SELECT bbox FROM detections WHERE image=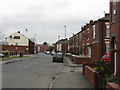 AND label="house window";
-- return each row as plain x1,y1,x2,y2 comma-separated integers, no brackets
88,46,92,57
112,2,116,22
14,36,20,39
93,25,96,39
105,43,110,53
106,24,110,38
